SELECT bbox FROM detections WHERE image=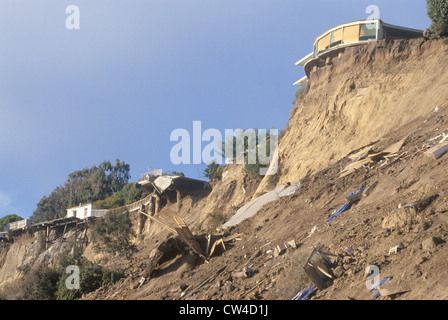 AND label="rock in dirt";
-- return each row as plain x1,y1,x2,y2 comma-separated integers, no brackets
382,207,418,229
232,266,254,278
333,266,344,278
422,237,441,251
